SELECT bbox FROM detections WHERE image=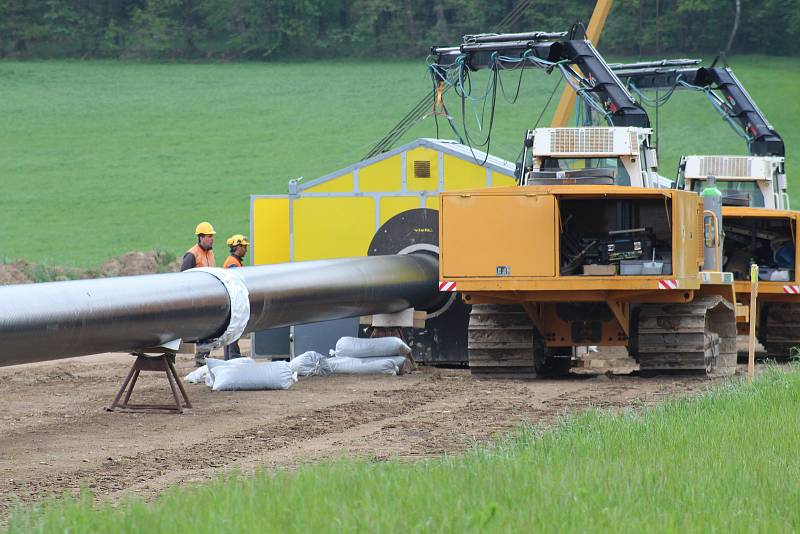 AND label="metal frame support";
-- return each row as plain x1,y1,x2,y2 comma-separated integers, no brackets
107,352,192,414
607,300,630,336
